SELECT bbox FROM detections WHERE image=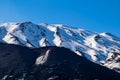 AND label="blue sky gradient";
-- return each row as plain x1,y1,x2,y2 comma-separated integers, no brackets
0,0,120,37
